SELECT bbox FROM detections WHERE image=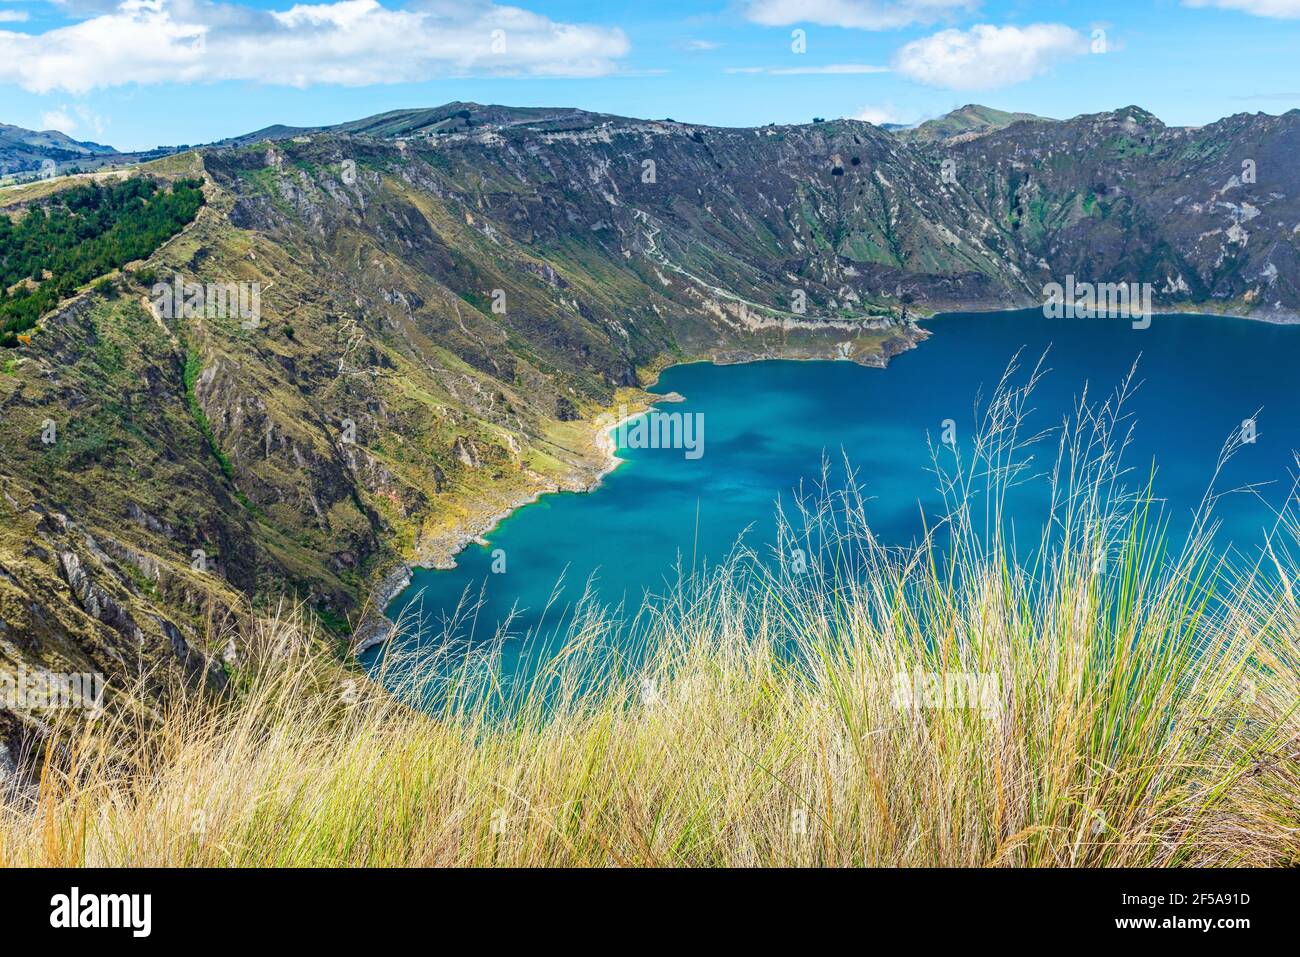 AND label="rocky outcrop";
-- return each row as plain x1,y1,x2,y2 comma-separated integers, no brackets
939,106,1300,320
59,550,140,641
